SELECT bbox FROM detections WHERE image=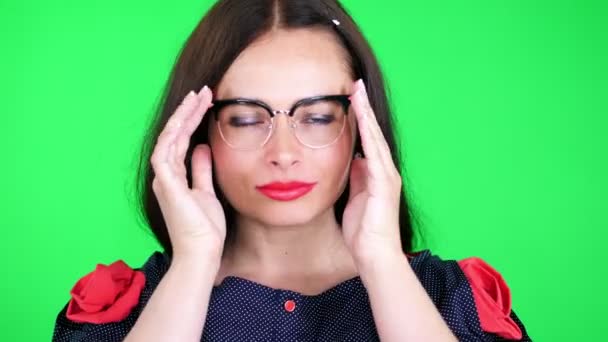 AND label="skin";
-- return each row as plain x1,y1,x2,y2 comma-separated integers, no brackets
209,28,360,292
128,27,457,341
